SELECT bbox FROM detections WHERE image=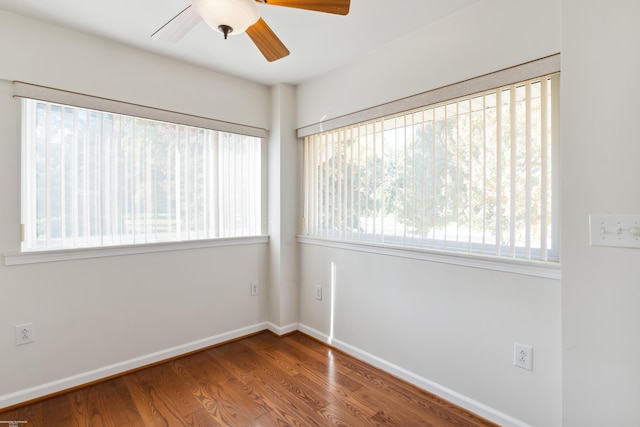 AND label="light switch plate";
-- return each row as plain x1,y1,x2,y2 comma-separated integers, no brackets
589,214,640,248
